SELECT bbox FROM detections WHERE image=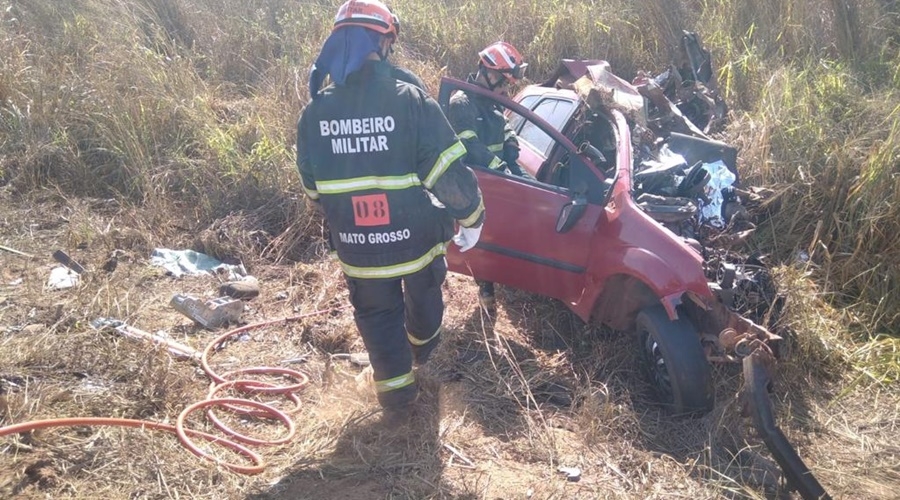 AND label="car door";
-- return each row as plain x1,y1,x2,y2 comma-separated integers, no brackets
438,78,613,305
